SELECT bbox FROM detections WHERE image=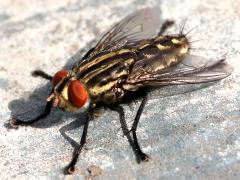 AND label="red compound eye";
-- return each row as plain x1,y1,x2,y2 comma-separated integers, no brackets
68,80,88,108
53,70,68,86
